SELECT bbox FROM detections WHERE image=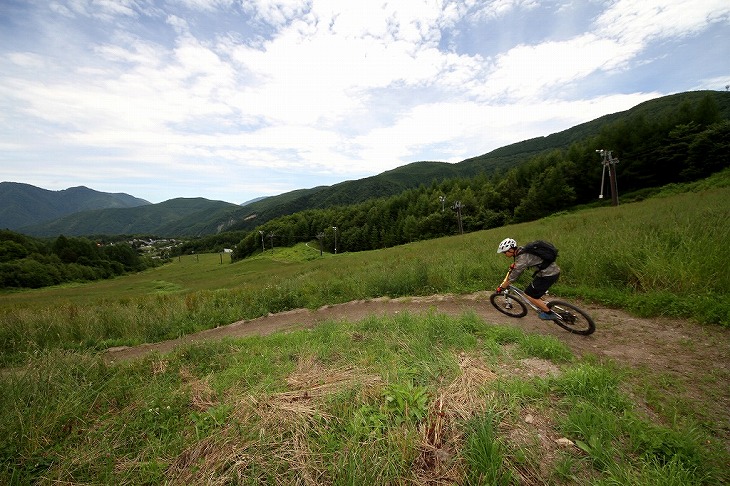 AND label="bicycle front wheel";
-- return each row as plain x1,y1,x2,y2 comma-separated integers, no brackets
547,300,596,335
490,292,528,318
